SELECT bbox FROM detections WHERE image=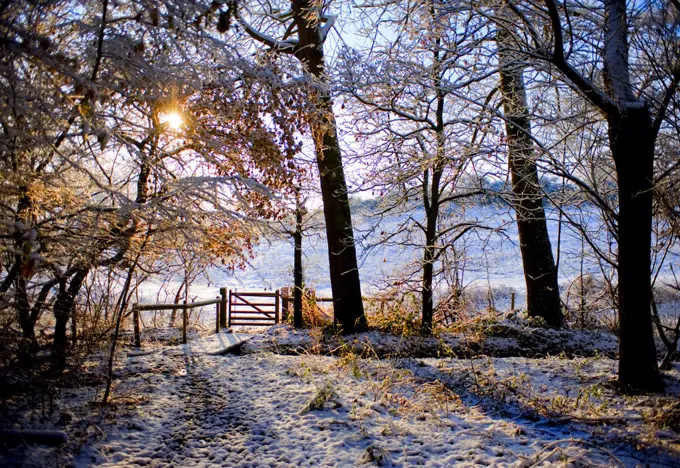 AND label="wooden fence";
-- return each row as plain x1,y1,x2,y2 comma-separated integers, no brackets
131,290,228,347
130,287,334,347
228,290,280,326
